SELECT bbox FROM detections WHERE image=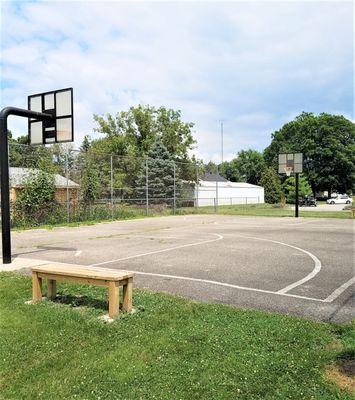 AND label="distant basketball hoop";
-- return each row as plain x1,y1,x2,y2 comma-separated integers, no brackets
284,166,293,177
278,153,303,175
278,152,303,218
